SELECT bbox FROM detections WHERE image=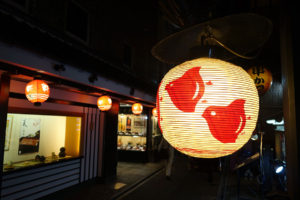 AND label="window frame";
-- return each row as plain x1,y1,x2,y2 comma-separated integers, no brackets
3,0,29,13
64,0,90,44
5,107,85,163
